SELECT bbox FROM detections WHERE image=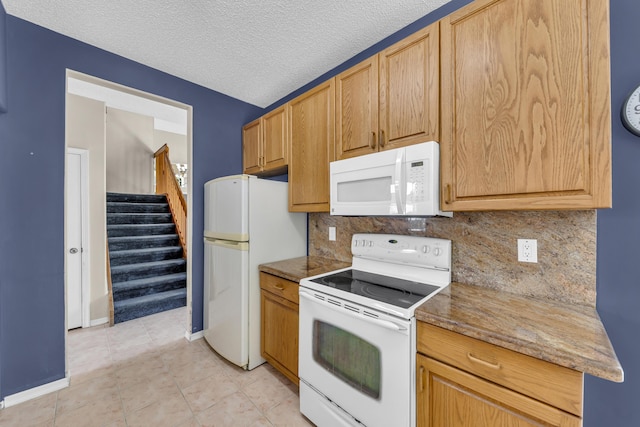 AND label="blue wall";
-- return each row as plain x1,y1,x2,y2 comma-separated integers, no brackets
584,0,640,425
0,15,262,398
0,1,7,112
